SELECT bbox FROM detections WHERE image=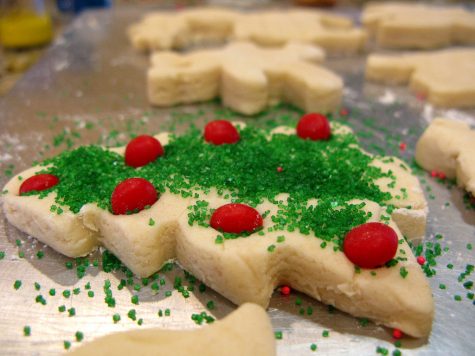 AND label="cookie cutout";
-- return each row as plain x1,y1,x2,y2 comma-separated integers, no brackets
148,42,342,115
362,2,475,49
69,303,275,356
2,123,433,337
416,118,475,196
366,49,475,108
129,8,366,54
